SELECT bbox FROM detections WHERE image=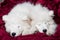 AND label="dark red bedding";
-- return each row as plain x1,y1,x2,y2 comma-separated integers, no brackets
0,0,60,40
